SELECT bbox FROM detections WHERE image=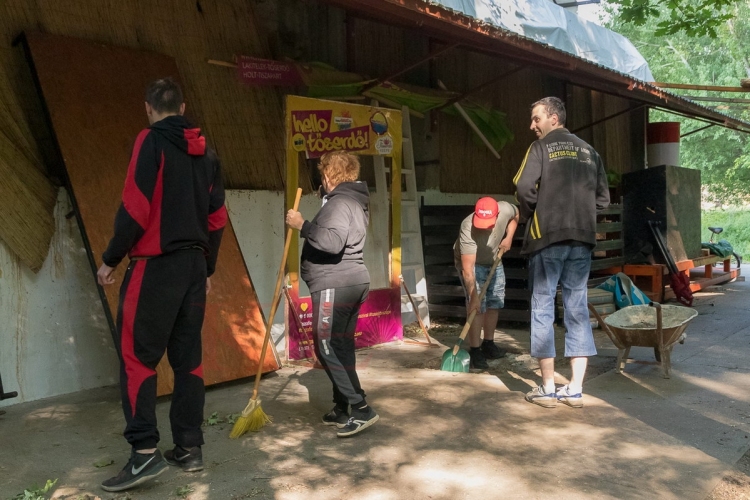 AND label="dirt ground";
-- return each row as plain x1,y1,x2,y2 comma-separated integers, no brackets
707,450,750,500
403,317,750,500
402,317,618,392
